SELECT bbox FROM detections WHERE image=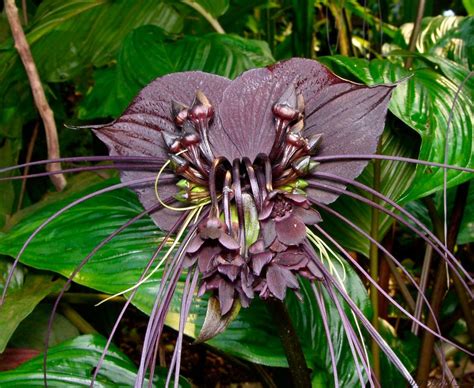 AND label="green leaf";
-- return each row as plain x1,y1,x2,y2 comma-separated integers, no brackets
0,334,188,387
398,16,473,69
0,259,64,352
320,55,473,202
78,25,274,119
8,304,80,350
464,0,474,14
0,0,183,86
0,175,370,378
